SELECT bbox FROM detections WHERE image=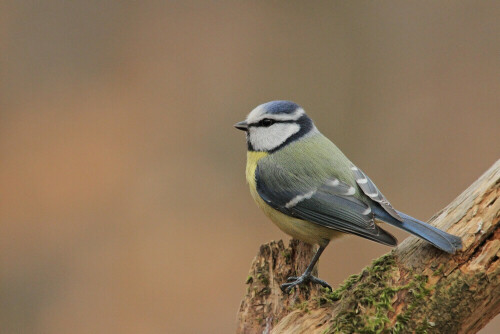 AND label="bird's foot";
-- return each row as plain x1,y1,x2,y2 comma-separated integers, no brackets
280,274,332,293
